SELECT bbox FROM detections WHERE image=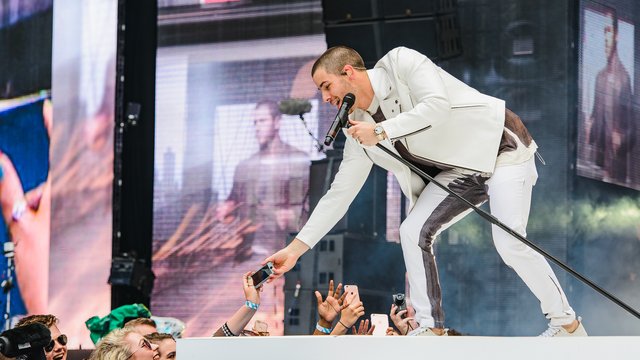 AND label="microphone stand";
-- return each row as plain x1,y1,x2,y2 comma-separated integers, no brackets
372,142,640,319
2,241,15,330
295,112,327,228
298,113,325,153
